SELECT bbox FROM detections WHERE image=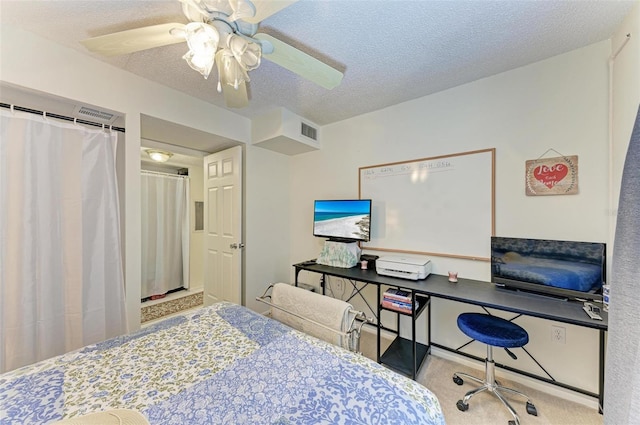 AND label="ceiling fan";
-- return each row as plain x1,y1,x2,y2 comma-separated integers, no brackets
80,0,343,108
